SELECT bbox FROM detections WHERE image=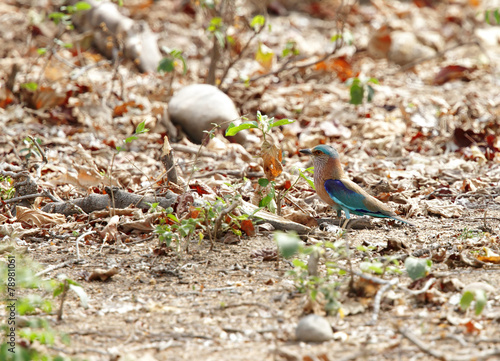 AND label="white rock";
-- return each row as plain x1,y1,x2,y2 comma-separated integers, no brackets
168,84,243,144
295,314,334,342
